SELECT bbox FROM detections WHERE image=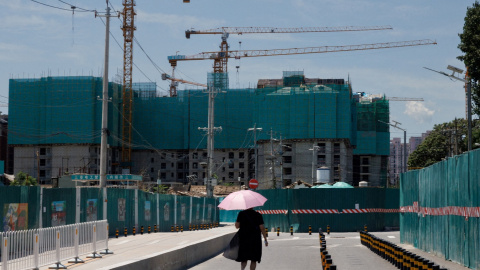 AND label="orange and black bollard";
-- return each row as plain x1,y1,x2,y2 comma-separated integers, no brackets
115,229,119,238
133,226,136,236
290,226,293,236
171,225,174,232
308,225,312,235
181,225,184,232
154,224,157,233
148,226,151,234
277,227,280,236
176,225,179,232
189,224,192,231
124,227,127,237
327,225,330,235
364,224,368,232
265,228,268,238
141,226,144,235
